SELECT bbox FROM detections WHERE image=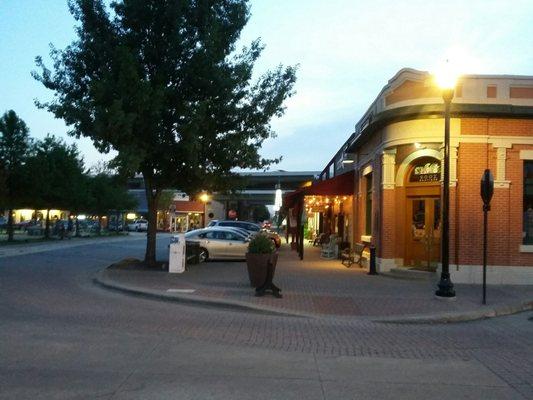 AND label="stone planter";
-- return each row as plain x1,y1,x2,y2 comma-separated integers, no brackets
246,252,279,288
